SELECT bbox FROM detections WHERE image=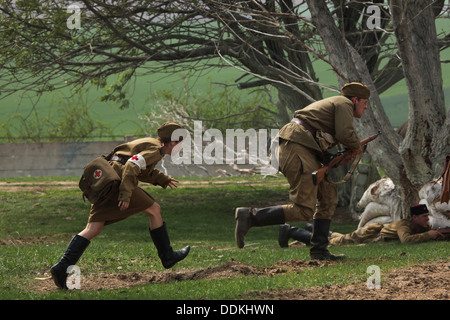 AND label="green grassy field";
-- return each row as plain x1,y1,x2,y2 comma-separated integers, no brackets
0,176,448,300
